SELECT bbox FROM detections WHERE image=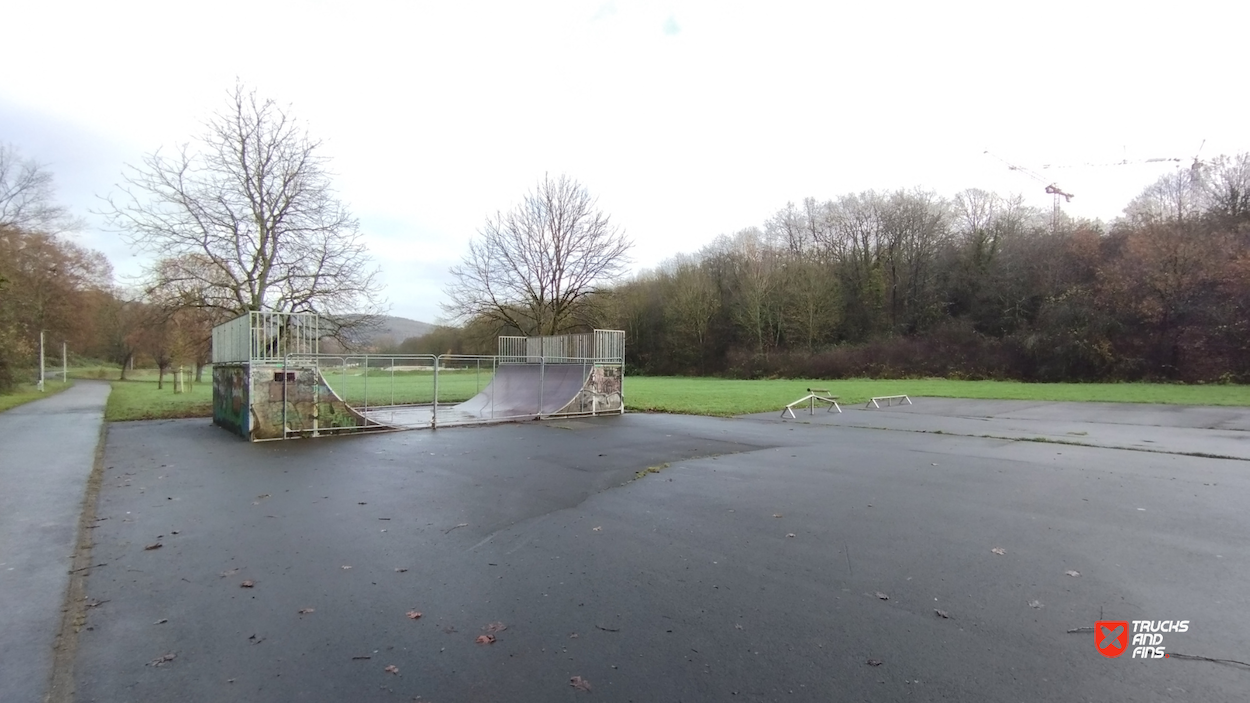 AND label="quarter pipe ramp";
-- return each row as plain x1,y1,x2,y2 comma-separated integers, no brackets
353,363,621,430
